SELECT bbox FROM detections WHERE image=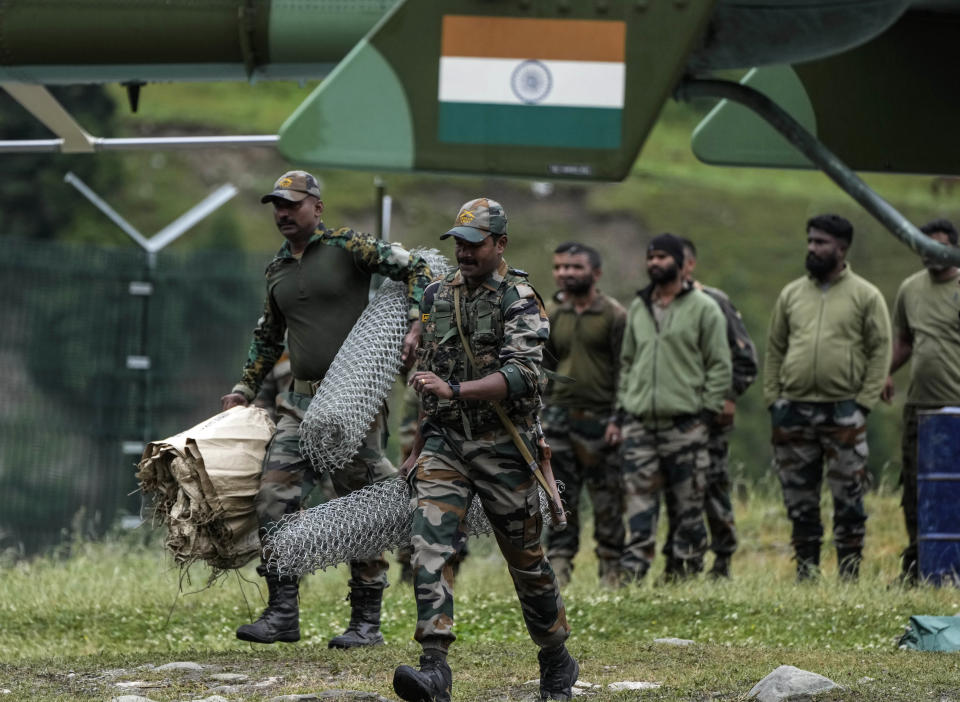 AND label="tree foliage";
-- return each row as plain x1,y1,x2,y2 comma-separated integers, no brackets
0,85,121,240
